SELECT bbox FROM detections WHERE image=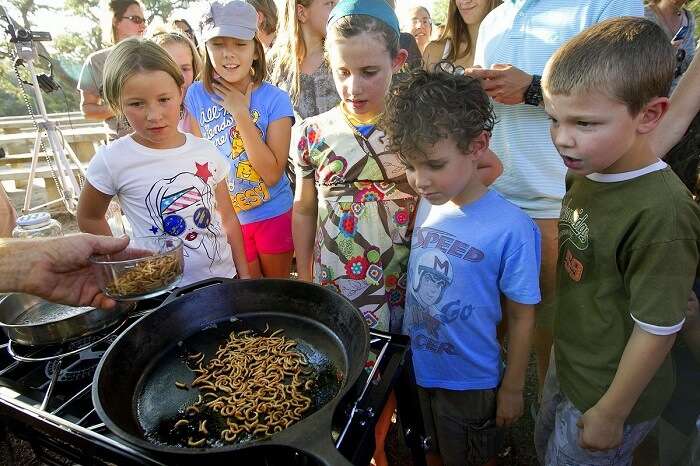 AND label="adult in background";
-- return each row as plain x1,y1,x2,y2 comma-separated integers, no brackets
246,0,279,51
467,0,644,393
645,0,696,91
404,5,432,54
423,0,501,71
77,0,146,140
0,234,130,309
385,0,422,70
